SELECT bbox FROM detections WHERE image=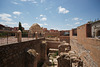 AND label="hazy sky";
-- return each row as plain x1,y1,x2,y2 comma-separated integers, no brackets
0,0,100,30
